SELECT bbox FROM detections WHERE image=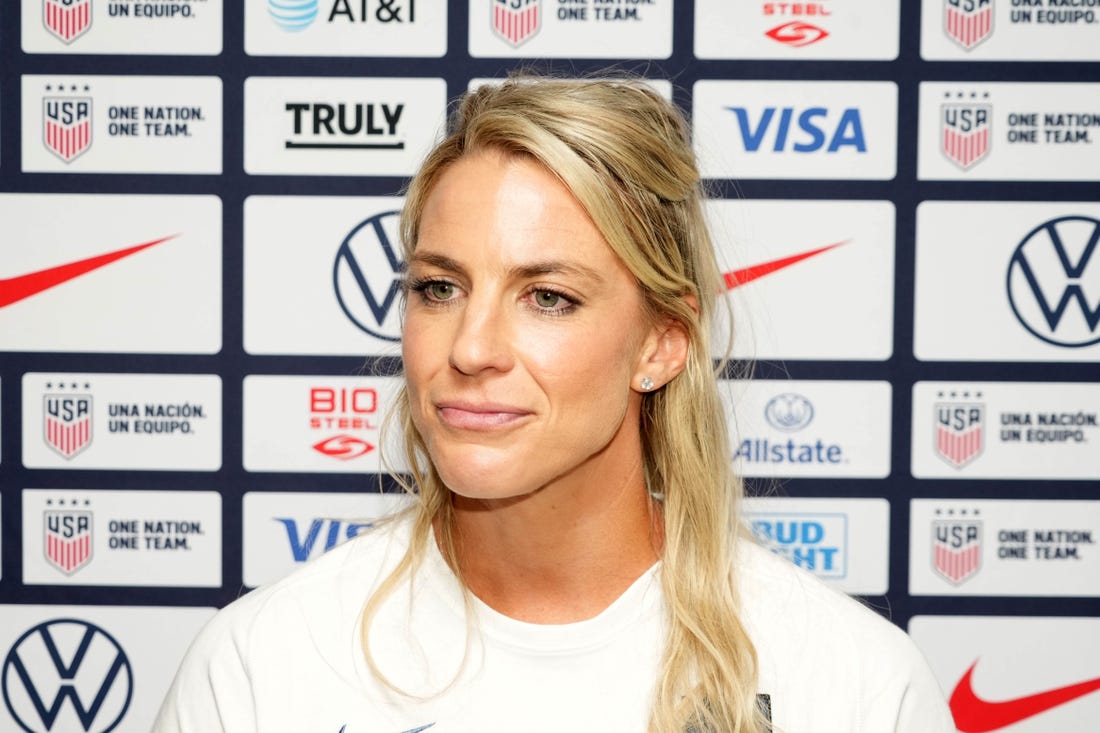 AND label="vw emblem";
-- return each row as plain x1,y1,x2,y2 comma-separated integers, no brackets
333,210,404,343
2,619,133,733
1006,215,1100,348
